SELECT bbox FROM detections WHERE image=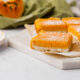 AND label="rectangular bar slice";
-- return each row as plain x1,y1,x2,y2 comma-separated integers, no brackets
31,31,72,53
35,18,67,33
62,17,80,25
68,25,80,43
